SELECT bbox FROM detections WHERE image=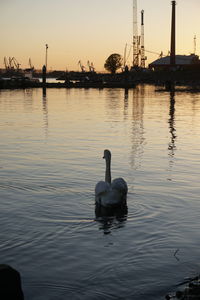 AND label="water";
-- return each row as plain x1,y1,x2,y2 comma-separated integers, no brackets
0,85,200,299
